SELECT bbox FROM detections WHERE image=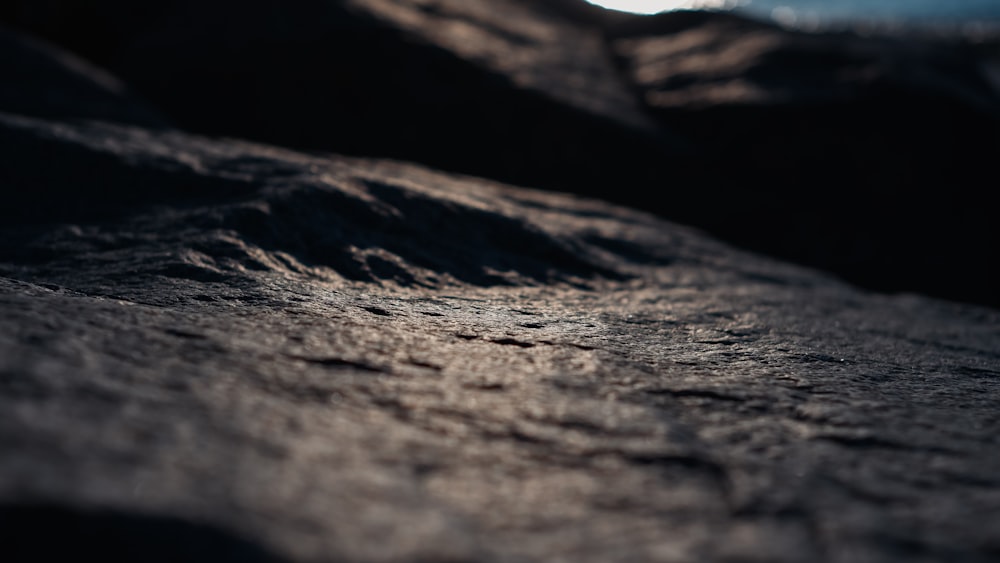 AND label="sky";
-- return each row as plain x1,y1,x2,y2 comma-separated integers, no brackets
585,1,692,13
585,0,1000,20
